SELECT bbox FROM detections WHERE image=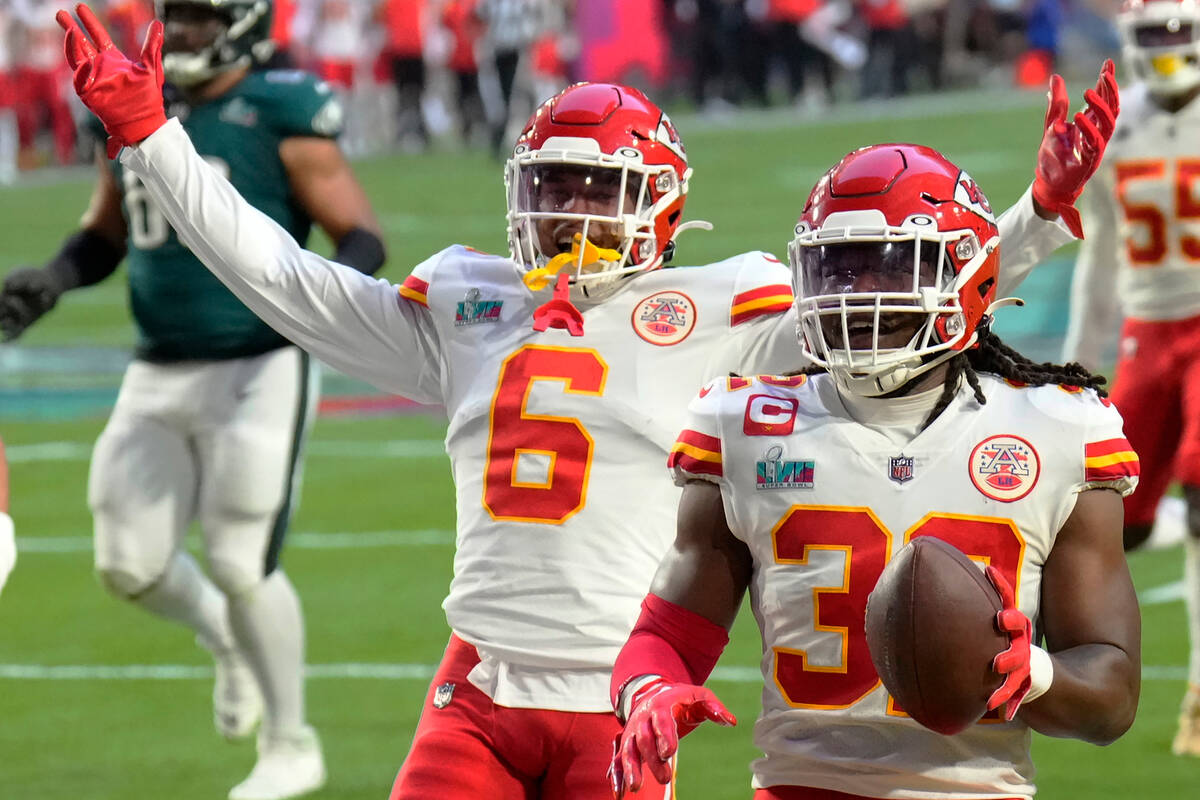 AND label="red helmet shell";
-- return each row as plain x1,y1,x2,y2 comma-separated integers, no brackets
800,143,1000,349
512,83,689,271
